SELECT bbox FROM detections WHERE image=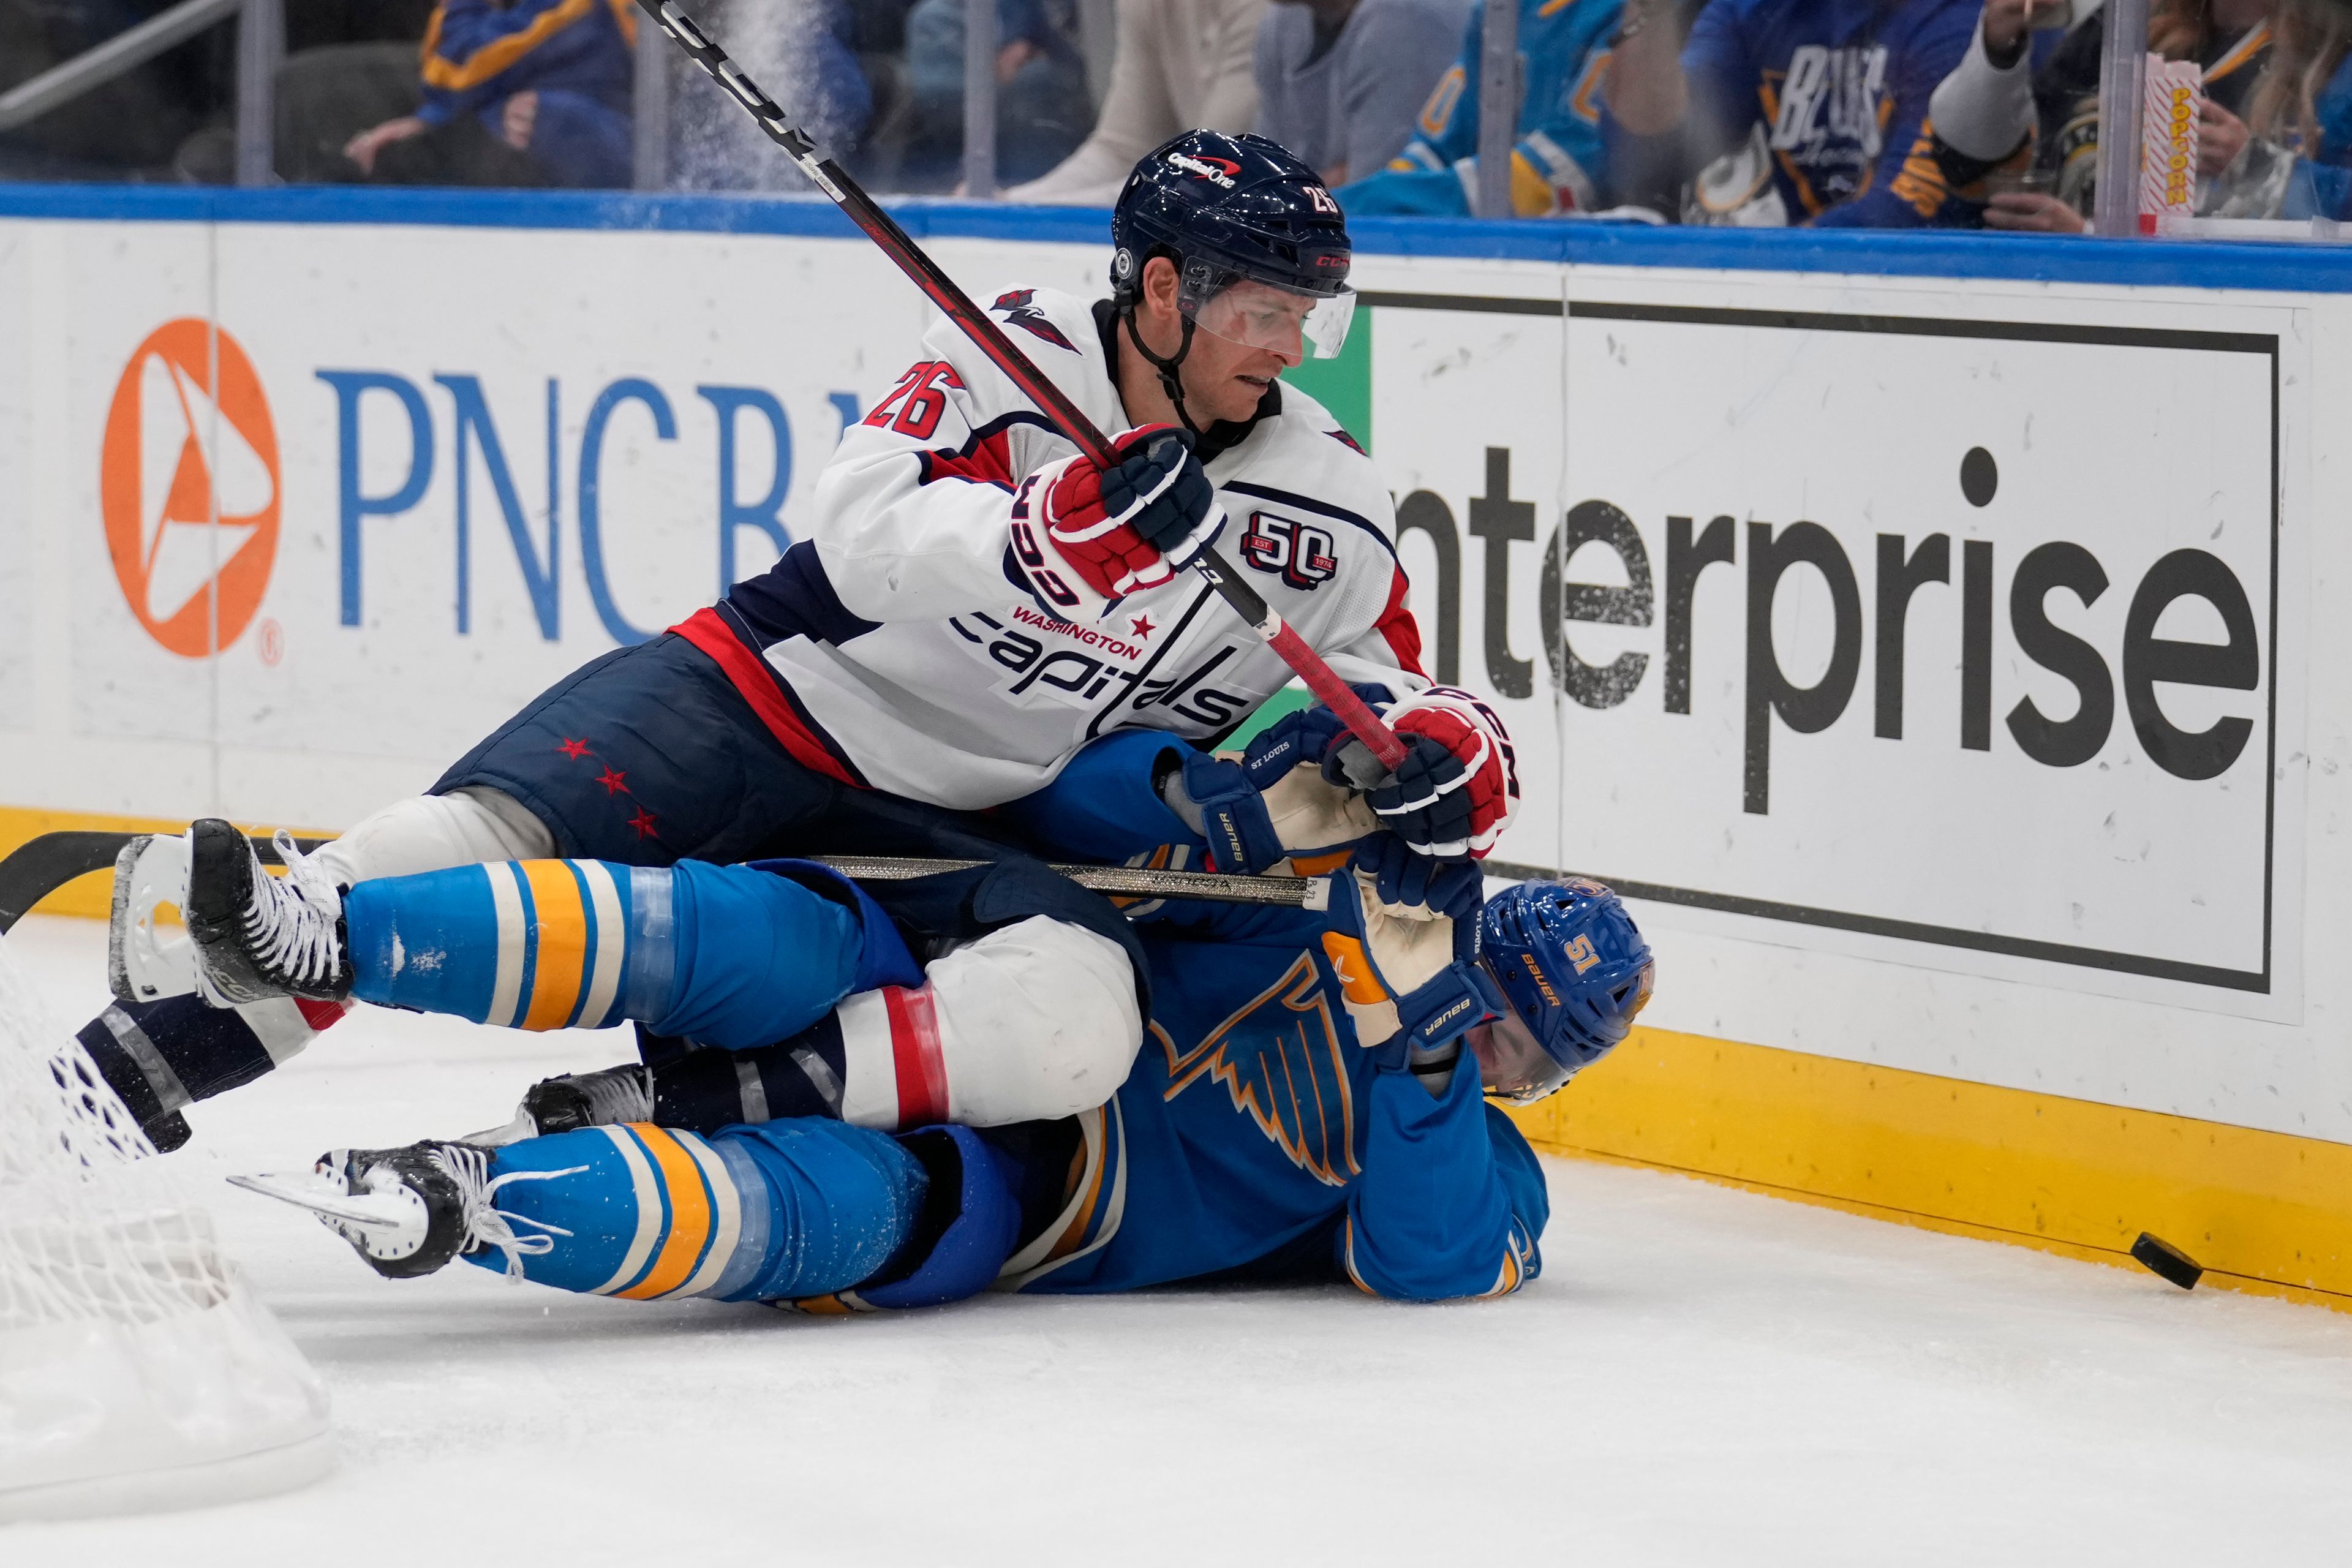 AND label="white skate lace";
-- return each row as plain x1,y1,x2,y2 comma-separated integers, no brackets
196,829,347,1006
428,1143,587,1283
